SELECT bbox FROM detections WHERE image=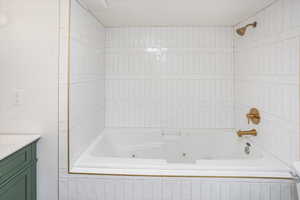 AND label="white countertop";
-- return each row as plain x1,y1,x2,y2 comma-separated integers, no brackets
0,135,40,161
